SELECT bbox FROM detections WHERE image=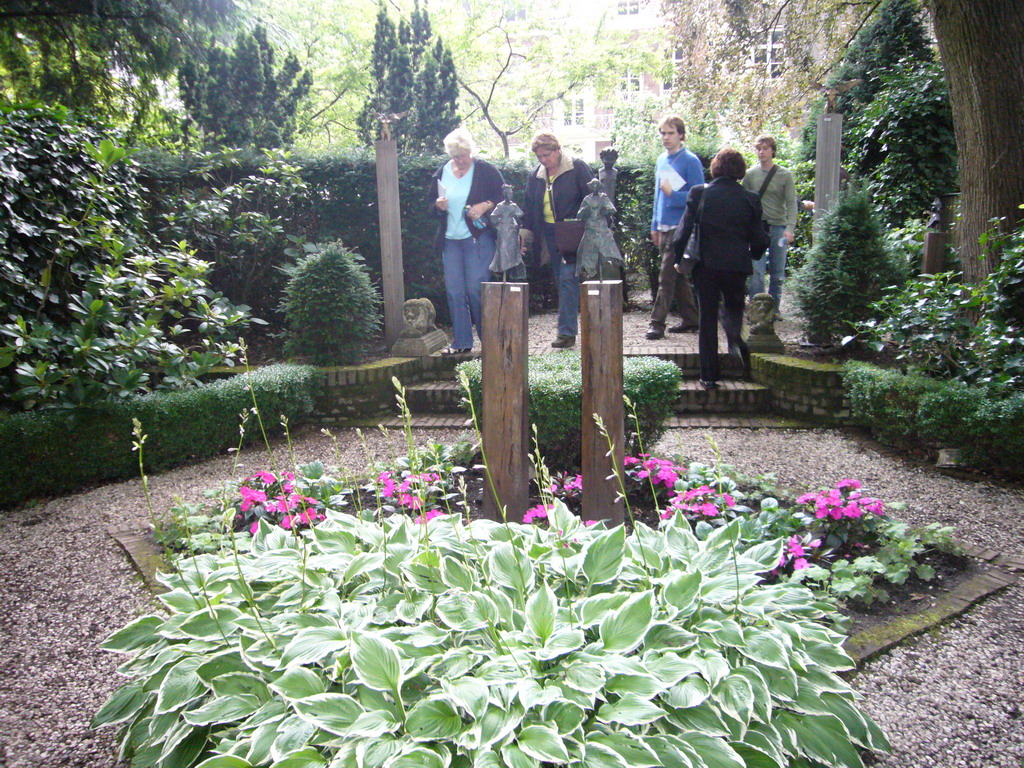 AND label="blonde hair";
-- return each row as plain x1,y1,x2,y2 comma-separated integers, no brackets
530,132,561,154
443,128,476,157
